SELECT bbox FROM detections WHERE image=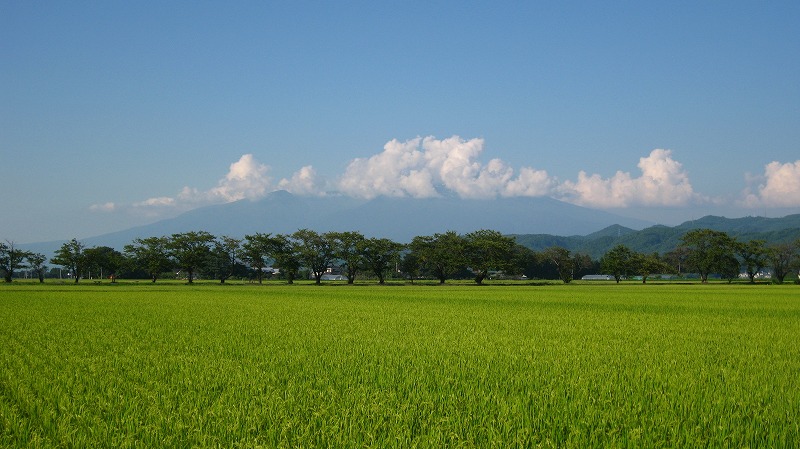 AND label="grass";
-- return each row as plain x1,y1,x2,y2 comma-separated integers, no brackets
1,282,798,447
